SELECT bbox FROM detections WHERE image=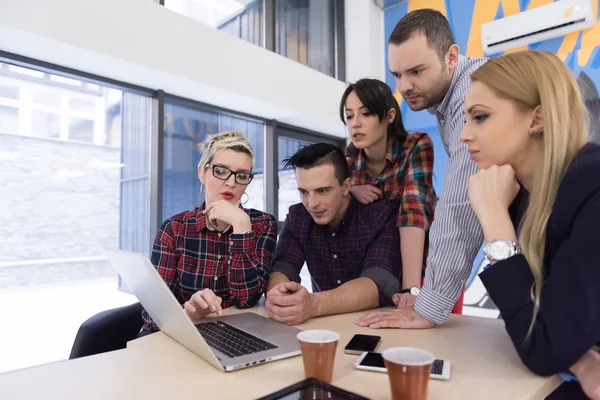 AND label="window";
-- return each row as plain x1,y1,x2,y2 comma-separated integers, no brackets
0,61,149,373
0,83,19,99
68,118,95,143
69,98,95,113
277,136,311,220
31,110,60,139
164,0,263,47
0,105,18,135
32,90,61,107
162,0,343,79
162,100,265,221
275,0,336,77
